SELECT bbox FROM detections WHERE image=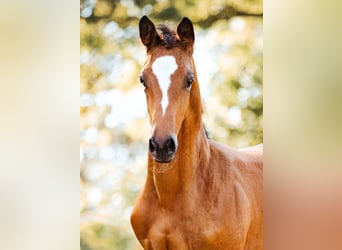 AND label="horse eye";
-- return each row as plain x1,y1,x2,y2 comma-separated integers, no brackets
186,77,194,89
